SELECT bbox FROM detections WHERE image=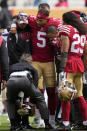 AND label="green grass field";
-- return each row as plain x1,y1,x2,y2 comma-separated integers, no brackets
0,115,46,131
0,115,9,131
0,115,86,131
